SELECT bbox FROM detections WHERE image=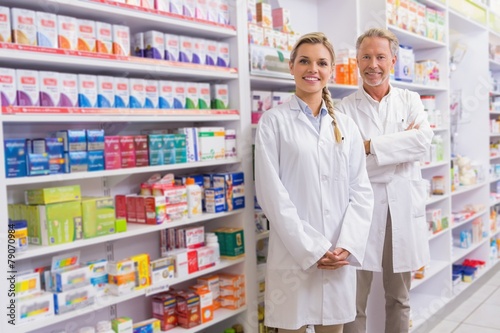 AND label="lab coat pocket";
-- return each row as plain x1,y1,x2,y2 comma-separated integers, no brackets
387,120,406,133
411,179,426,218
